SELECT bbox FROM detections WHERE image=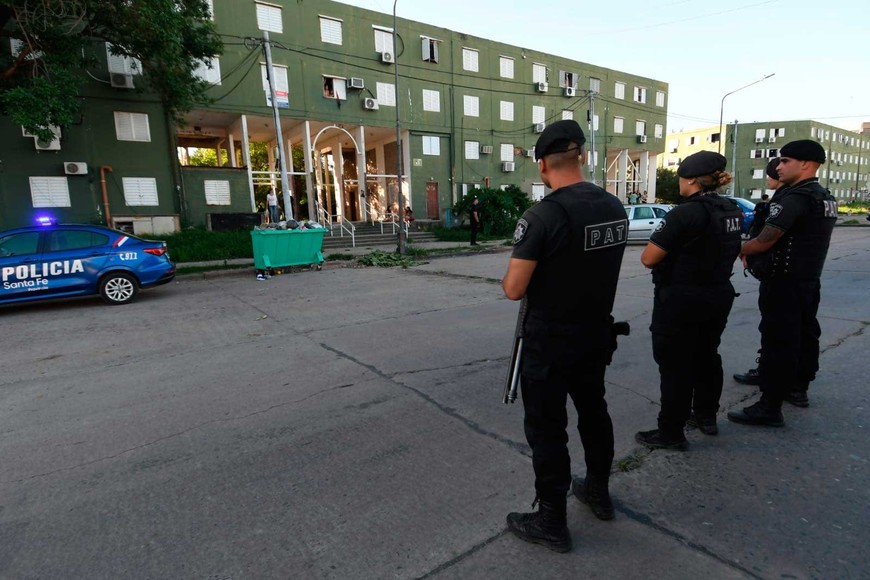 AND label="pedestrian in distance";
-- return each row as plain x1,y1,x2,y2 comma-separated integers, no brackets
734,157,786,386
635,151,743,450
628,191,639,205
501,120,629,553
266,188,280,224
469,195,481,245
729,140,838,426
